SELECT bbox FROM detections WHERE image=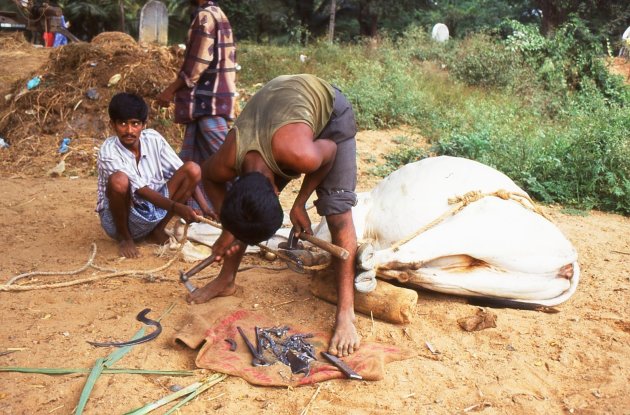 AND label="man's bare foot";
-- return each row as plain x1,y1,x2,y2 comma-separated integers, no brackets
328,310,361,357
187,276,236,304
559,263,574,279
119,239,139,258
